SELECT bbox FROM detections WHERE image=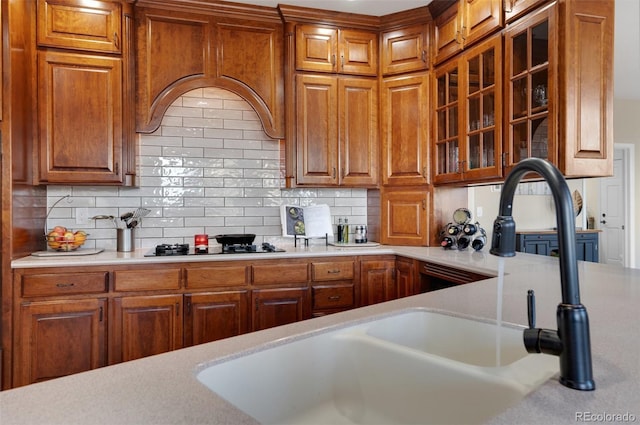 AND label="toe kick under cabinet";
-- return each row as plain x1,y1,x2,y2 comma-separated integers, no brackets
515,231,599,263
